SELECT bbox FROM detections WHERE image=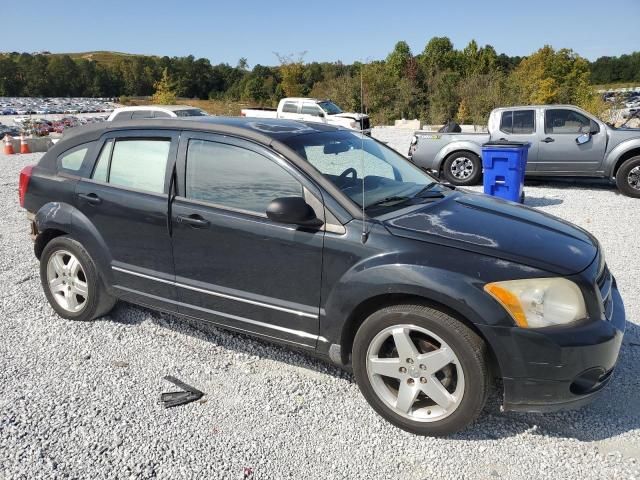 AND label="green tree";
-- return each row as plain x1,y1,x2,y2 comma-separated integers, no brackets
151,68,178,104
386,41,412,78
